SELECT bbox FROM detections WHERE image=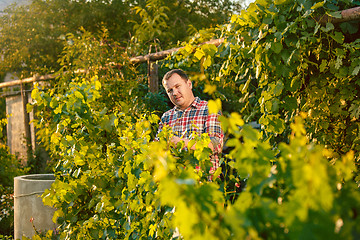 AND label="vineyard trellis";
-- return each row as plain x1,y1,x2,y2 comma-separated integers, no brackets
0,6,358,90
0,6,359,162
